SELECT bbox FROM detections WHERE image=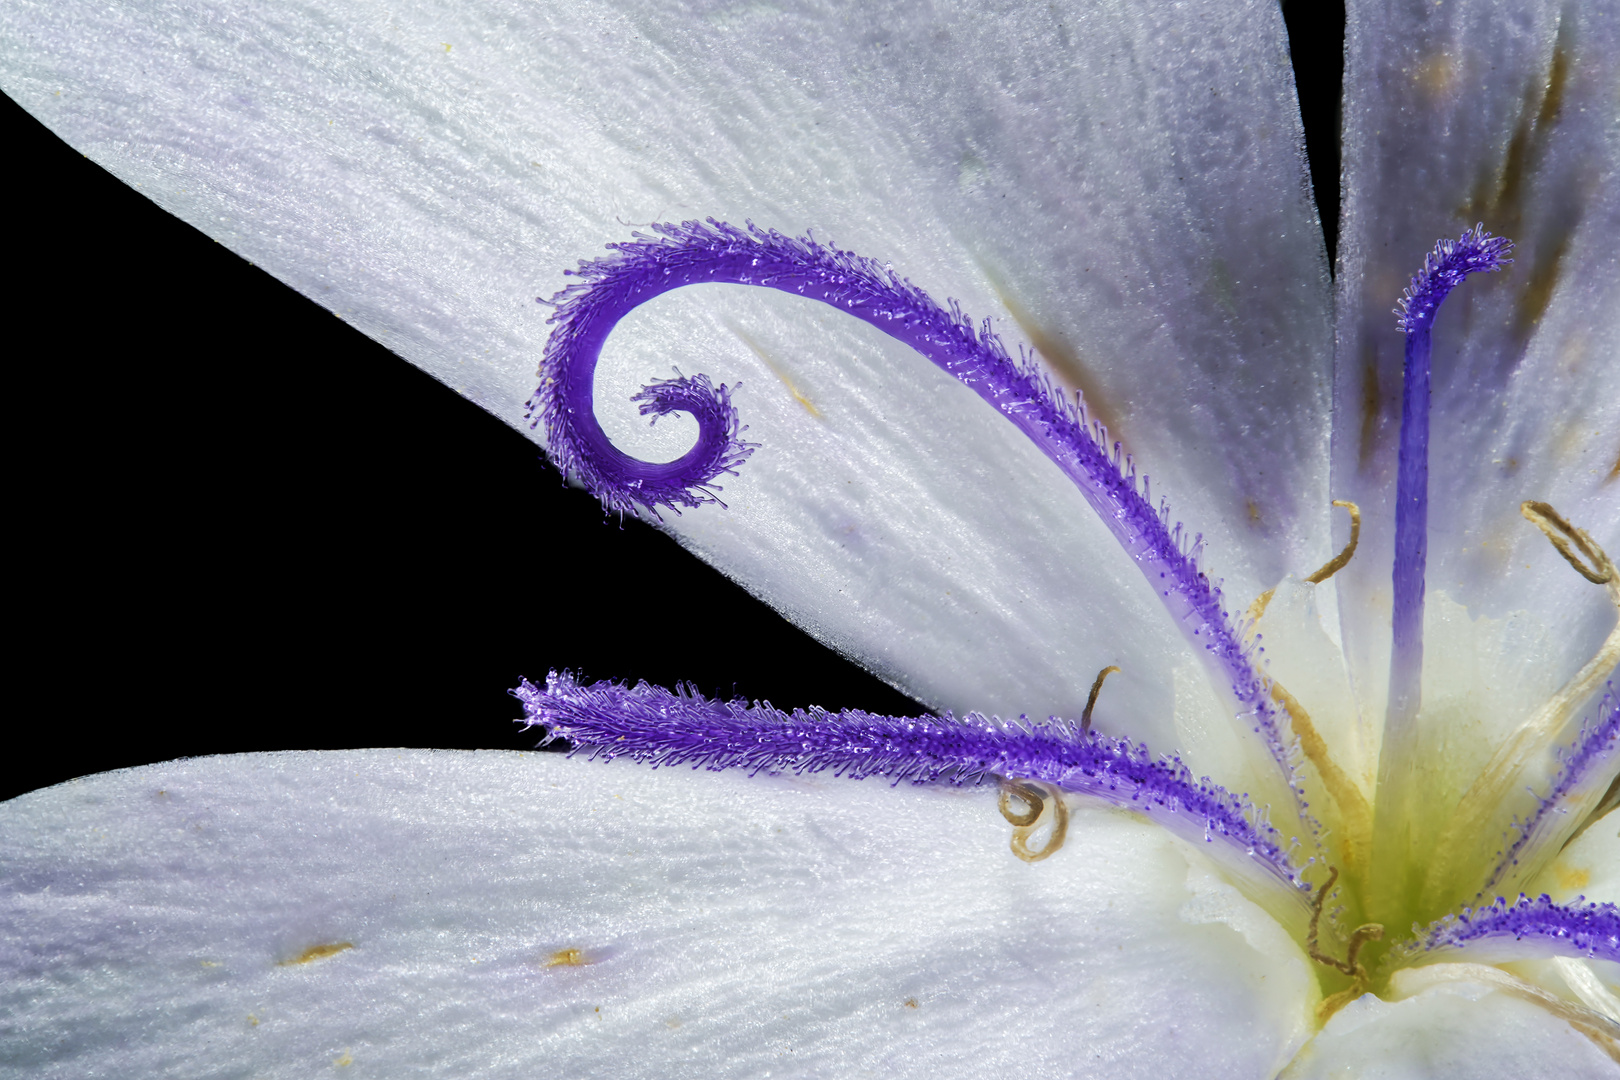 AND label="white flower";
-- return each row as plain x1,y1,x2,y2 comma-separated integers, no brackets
1,1,1616,1078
